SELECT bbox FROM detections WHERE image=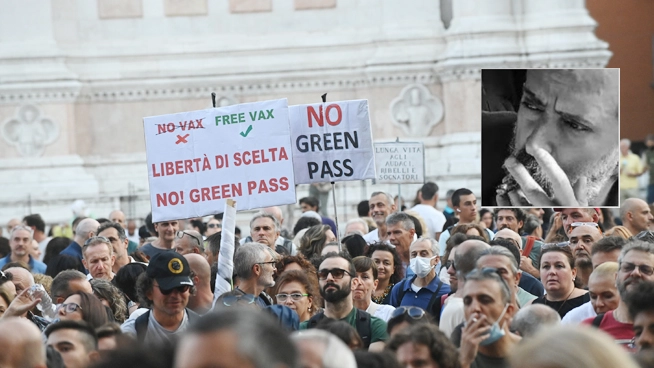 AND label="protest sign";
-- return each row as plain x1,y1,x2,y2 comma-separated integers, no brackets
143,99,296,222
374,141,425,184
289,100,376,184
